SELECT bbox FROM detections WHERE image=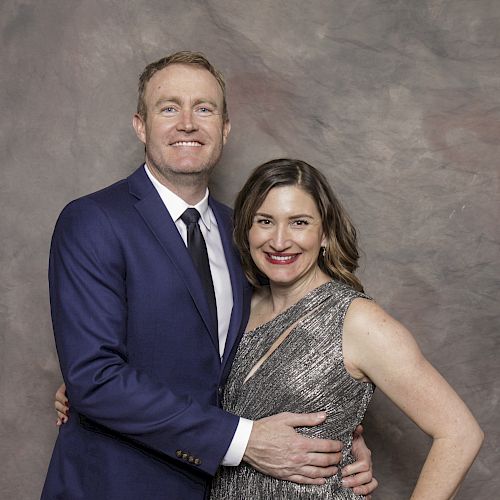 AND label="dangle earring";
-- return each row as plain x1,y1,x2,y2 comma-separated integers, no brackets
321,246,326,258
